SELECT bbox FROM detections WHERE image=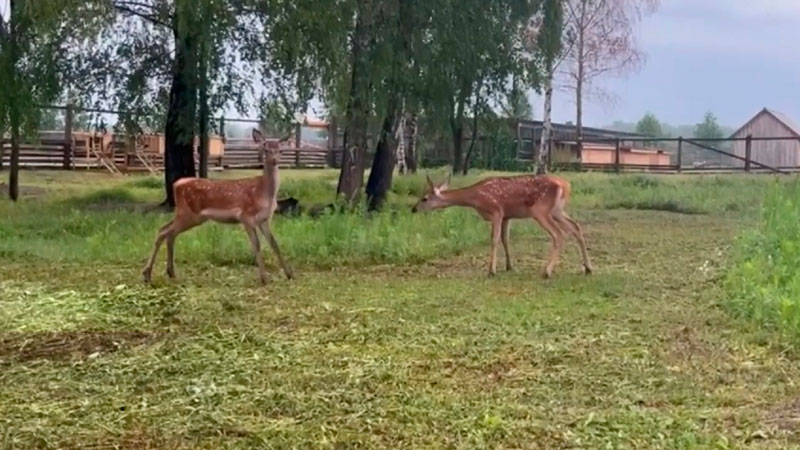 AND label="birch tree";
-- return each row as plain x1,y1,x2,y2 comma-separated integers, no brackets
560,0,658,156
